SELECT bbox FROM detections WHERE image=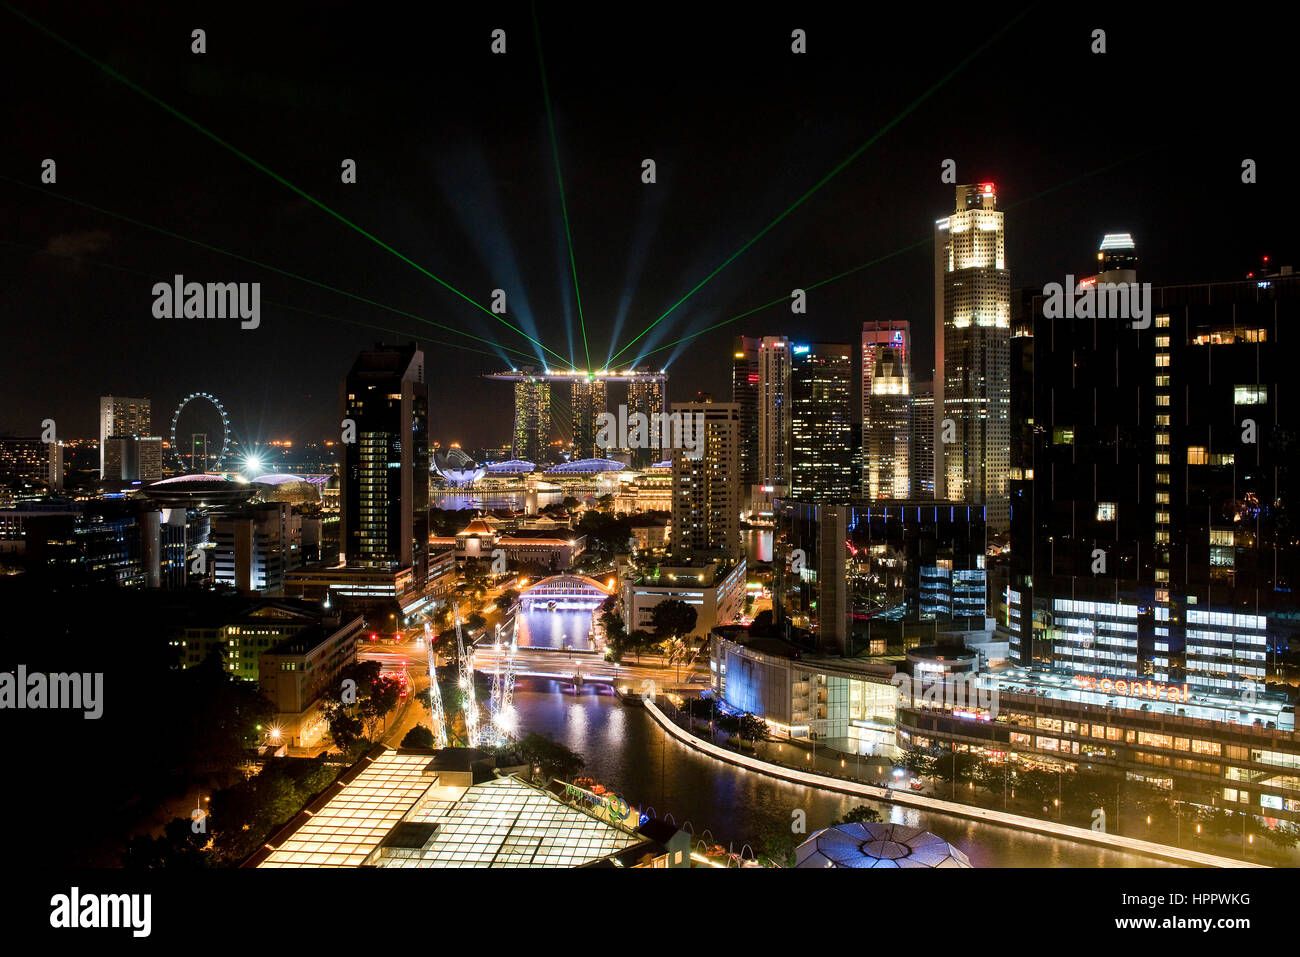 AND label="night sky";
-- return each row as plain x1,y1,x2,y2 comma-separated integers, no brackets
2,2,1295,448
